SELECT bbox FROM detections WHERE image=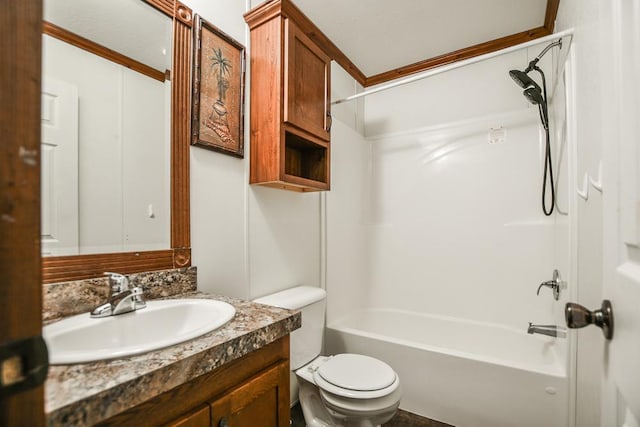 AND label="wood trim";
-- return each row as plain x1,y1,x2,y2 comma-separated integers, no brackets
244,0,283,29
245,0,559,89
173,248,191,267
280,0,366,86
175,1,193,28
244,0,366,87
1,0,45,425
143,0,174,18
42,21,166,82
42,0,192,284
171,10,192,251
365,26,551,87
544,0,561,33
42,250,175,284
282,174,329,191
